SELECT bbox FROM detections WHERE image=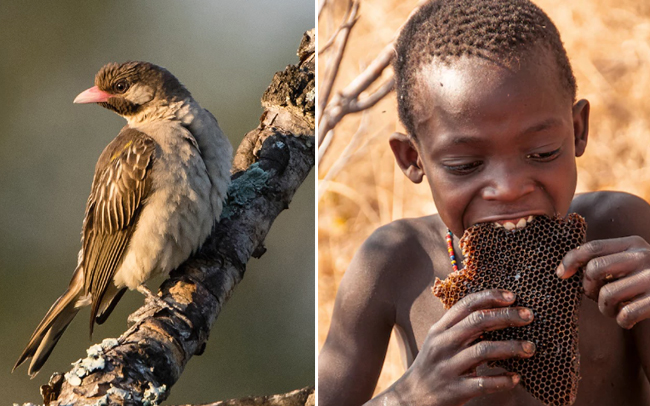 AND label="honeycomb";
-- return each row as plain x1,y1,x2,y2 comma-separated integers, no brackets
432,214,587,406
